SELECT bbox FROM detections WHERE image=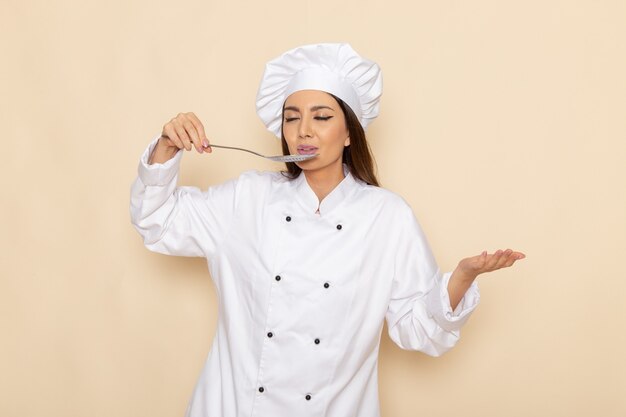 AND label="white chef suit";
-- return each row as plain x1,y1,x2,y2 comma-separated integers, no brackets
130,136,480,417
